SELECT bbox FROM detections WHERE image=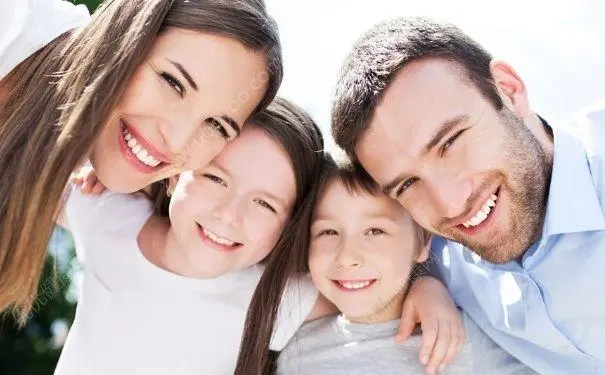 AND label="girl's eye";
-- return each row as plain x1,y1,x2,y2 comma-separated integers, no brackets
366,228,385,236
206,118,229,140
318,229,338,237
203,174,226,186
160,72,184,97
254,198,276,213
